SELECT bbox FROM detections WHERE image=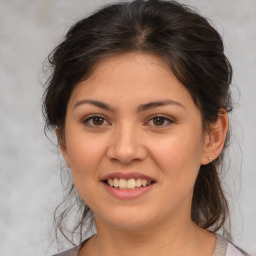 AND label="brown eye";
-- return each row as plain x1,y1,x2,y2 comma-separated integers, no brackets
92,117,104,126
152,117,165,126
147,116,173,127
83,115,109,127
